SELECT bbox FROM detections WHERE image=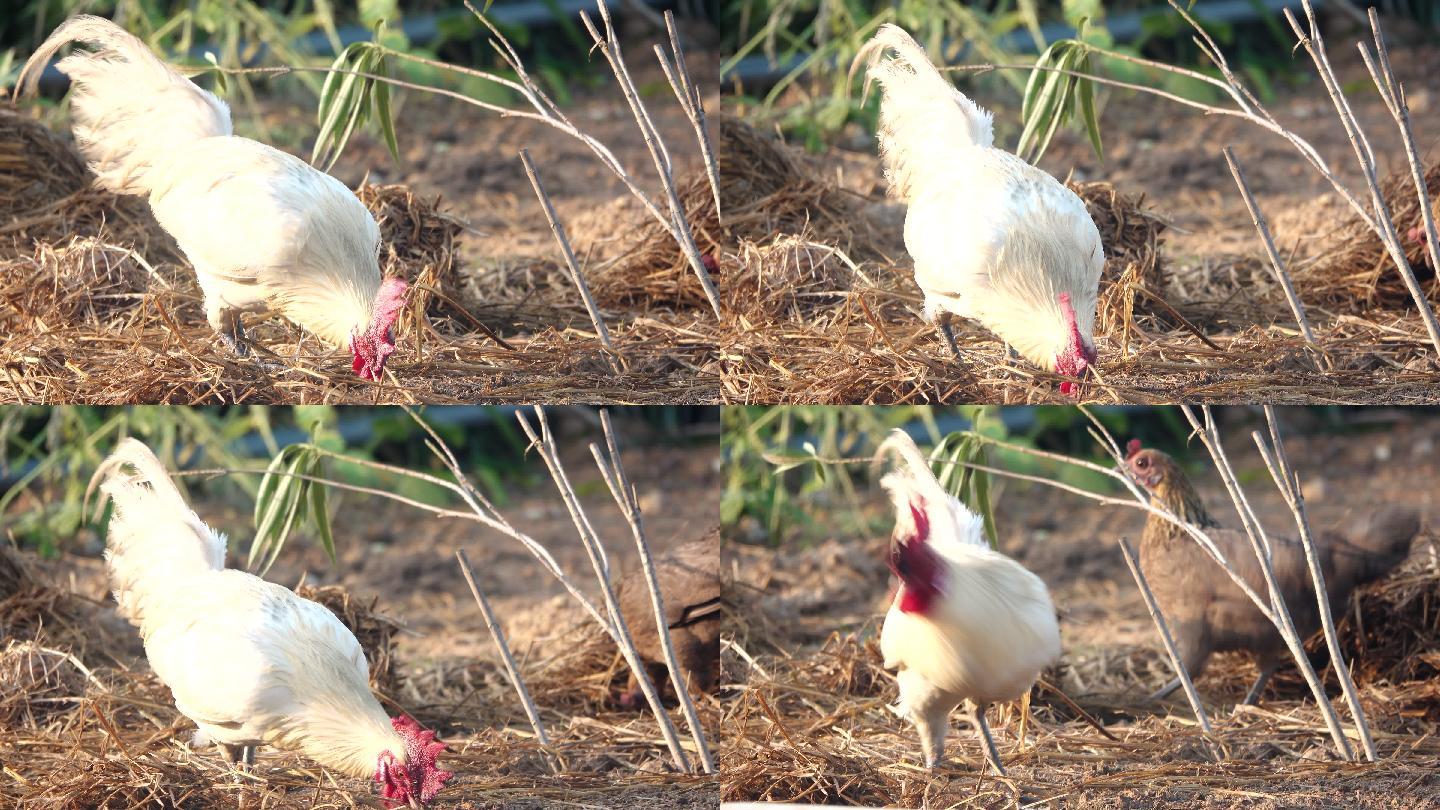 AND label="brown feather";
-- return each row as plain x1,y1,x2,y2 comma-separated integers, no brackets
1126,447,1419,697
615,529,720,707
